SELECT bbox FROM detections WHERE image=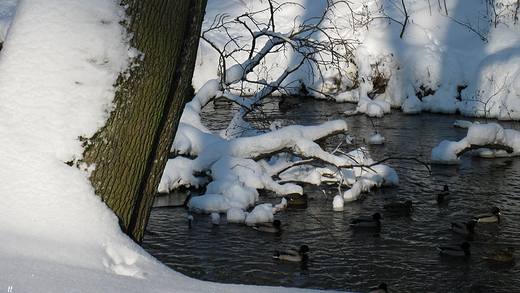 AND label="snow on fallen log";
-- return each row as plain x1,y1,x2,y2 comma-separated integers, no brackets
160,120,349,193
431,123,520,164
